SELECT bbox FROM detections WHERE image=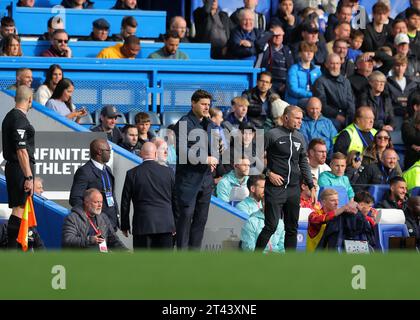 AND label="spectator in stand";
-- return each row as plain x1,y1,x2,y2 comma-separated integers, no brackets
361,2,392,52
230,0,266,31
326,21,351,54
349,51,394,100
193,0,231,59
38,17,65,41
61,0,93,9
41,30,72,58
118,124,140,156
216,157,250,203
345,150,364,184
45,78,88,123
62,188,126,250
35,64,63,106
407,90,420,118
332,38,355,77
148,31,188,60
325,4,353,42
319,152,355,201
242,71,274,128
334,106,376,155
97,35,140,59
257,24,294,97
291,23,328,67
154,138,170,167
70,139,120,231
379,176,408,210
285,41,322,107
110,16,137,42
134,112,155,150
395,0,420,20
387,54,419,117
307,188,358,252
167,16,191,43
354,191,377,227
236,174,265,216
82,19,111,41
362,129,402,175
227,8,267,62
347,29,364,62
402,111,420,169
1,34,22,57
405,8,420,44
0,17,16,54
385,19,408,49
91,105,123,144
270,0,299,45
300,97,337,155
356,148,401,185
208,107,227,153
34,176,45,197
222,96,250,132
403,159,420,192
393,33,420,83
17,0,34,6
405,196,420,249
300,177,321,210
313,53,355,131
307,138,331,180
263,93,289,131
7,68,33,91
112,0,138,9
359,71,394,131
